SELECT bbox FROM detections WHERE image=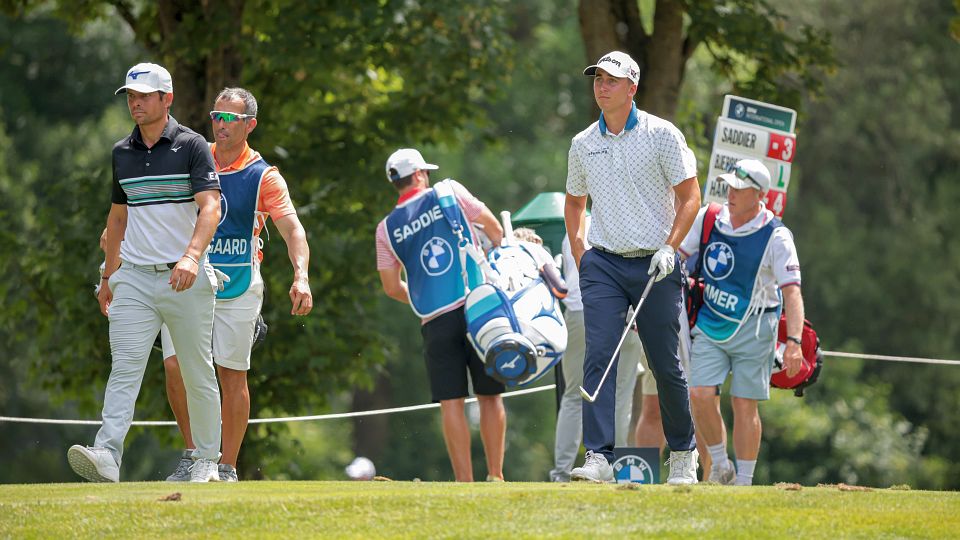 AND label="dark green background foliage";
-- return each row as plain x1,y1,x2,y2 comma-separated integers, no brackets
0,0,958,489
